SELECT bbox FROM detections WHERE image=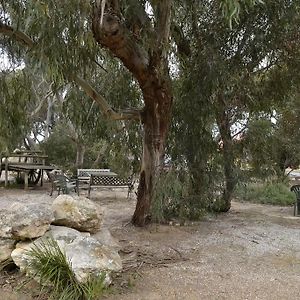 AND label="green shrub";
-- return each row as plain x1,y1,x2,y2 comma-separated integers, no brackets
151,170,209,223
235,181,295,206
26,238,106,300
